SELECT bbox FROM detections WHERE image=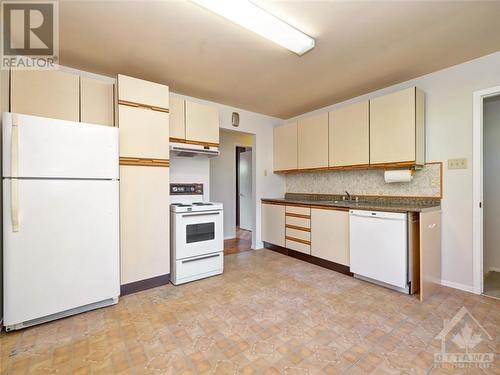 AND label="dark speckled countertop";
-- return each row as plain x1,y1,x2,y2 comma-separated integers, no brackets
262,193,441,213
